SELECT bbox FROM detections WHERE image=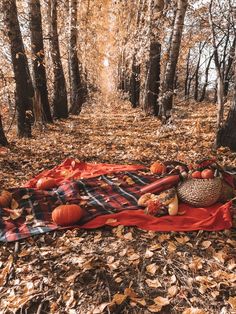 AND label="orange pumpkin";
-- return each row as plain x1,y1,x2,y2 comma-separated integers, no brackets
150,162,166,175
0,191,12,208
52,204,84,226
36,177,57,190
